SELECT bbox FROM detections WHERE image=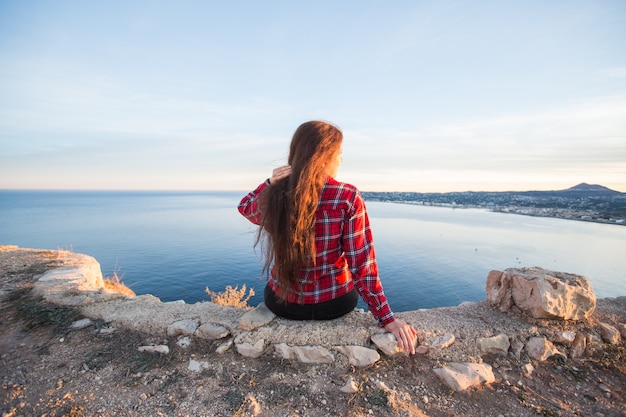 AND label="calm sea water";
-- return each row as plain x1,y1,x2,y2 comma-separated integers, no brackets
1,190,625,311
